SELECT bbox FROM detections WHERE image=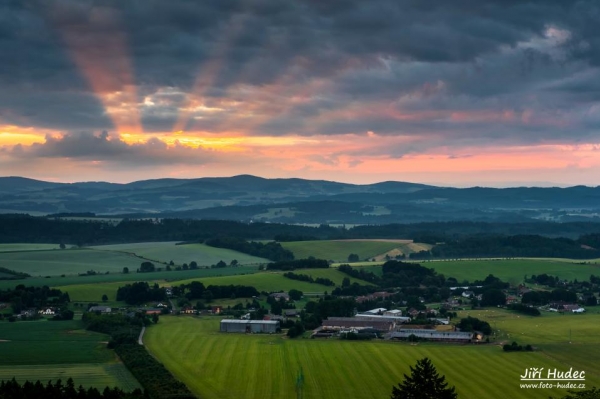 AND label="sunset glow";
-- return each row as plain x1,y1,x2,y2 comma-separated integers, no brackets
0,1,599,186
